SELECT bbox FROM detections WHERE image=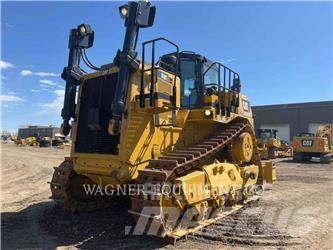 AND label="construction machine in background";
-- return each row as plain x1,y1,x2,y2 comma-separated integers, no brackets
14,135,51,147
292,124,333,163
51,133,65,147
51,134,72,148
14,138,24,146
15,136,38,146
280,140,293,156
10,135,18,142
50,1,276,240
38,136,52,147
256,129,293,159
